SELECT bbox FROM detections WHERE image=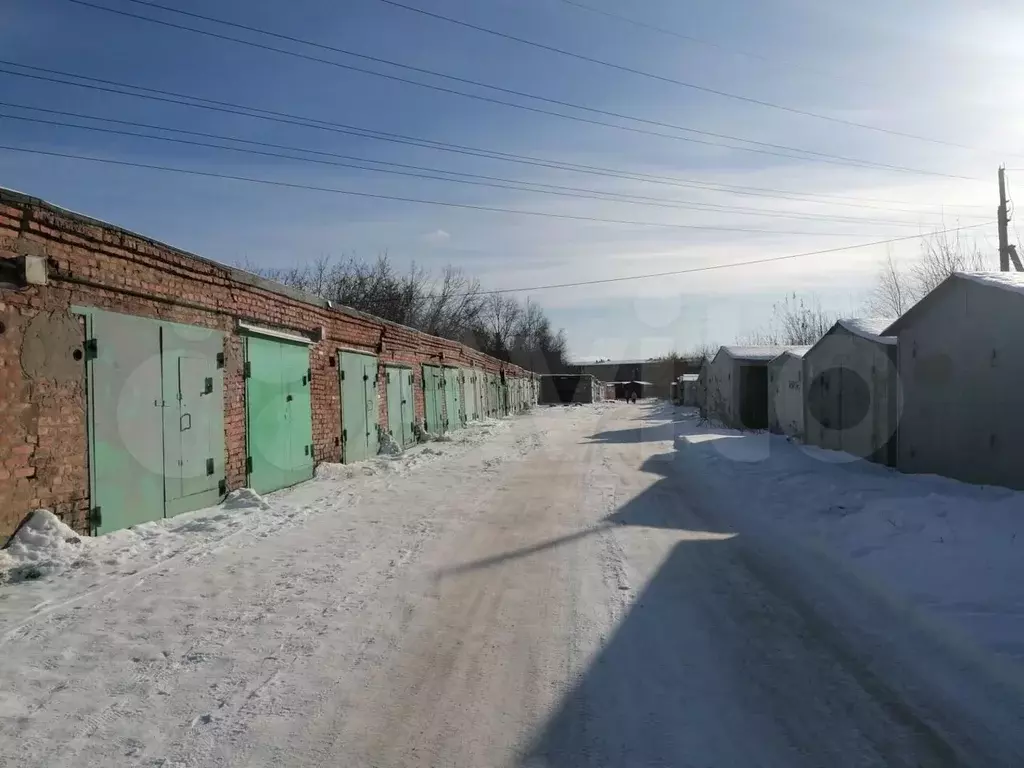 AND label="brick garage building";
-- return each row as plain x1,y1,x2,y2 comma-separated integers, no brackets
0,188,535,540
